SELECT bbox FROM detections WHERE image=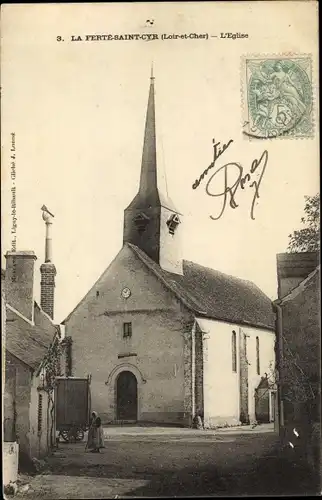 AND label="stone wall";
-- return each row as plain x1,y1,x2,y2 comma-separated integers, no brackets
239,329,249,424
5,352,32,461
5,252,37,322
280,267,320,425
194,323,204,417
4,354,16,442
66,245,190,425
